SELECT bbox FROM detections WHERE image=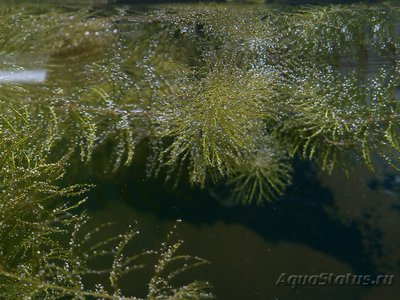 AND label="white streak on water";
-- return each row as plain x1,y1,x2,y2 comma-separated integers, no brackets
0,70,47,83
